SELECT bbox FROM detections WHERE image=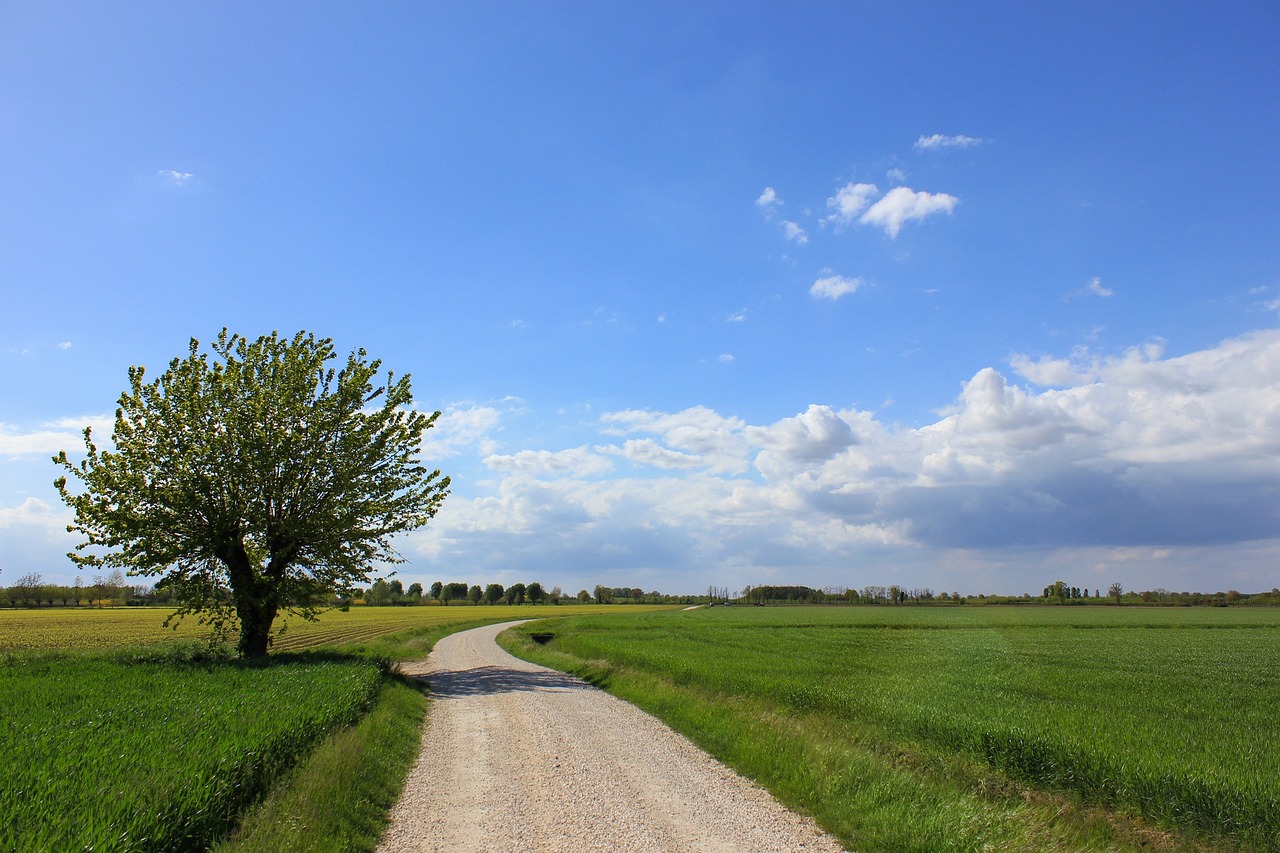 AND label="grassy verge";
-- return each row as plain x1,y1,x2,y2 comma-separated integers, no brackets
214,676,426,853
500,614,1259,852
